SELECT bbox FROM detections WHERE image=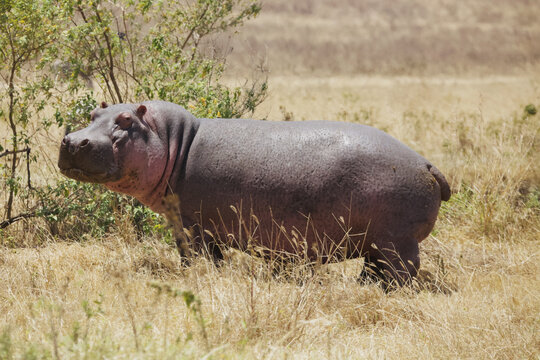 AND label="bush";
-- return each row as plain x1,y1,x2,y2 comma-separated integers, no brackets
37,179,172,241
0,0,265,242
